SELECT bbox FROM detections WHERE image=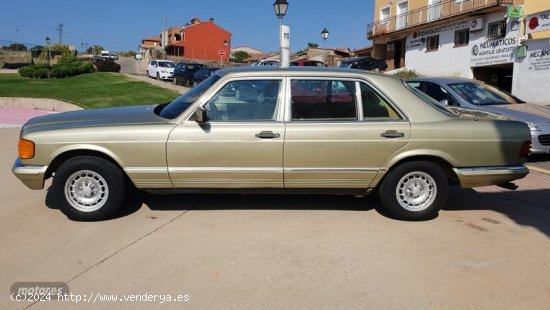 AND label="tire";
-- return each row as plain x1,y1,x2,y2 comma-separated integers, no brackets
156,73,160,80
52,156,126,221
378,161,448,221
185,78,191,88
146,70,150,78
